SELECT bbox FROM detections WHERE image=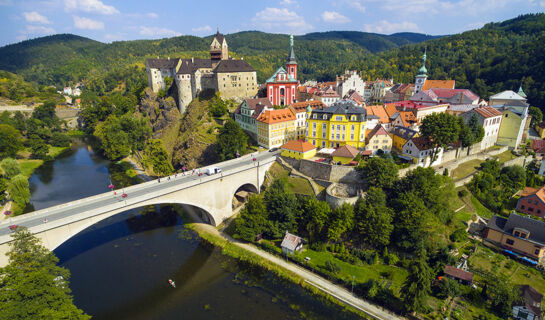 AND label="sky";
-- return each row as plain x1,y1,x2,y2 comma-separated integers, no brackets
0,0,544,46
